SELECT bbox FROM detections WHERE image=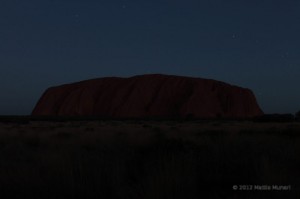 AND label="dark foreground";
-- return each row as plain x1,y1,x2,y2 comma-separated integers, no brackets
0,119,299,198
